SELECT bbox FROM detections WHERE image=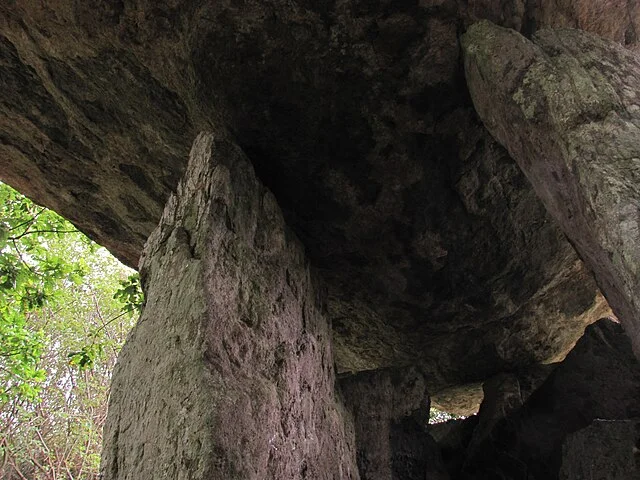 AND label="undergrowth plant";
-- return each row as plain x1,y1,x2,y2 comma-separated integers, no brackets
0,183,142,480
